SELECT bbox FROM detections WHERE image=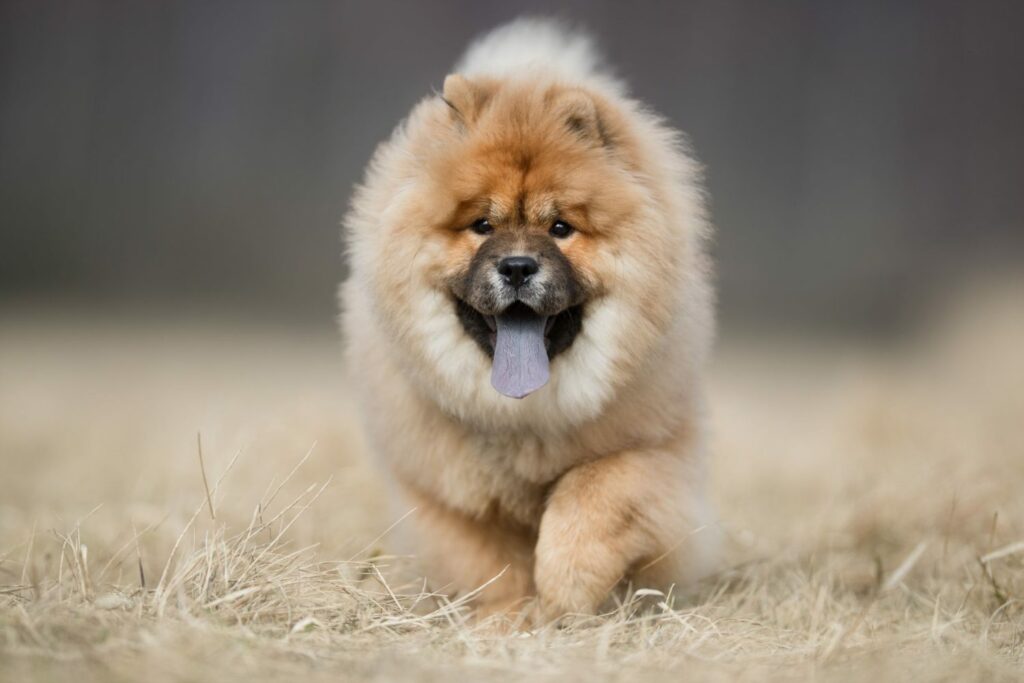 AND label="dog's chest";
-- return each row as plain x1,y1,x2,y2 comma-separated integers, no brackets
370,384,592,528
435,429,584,528
478,430,579,483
